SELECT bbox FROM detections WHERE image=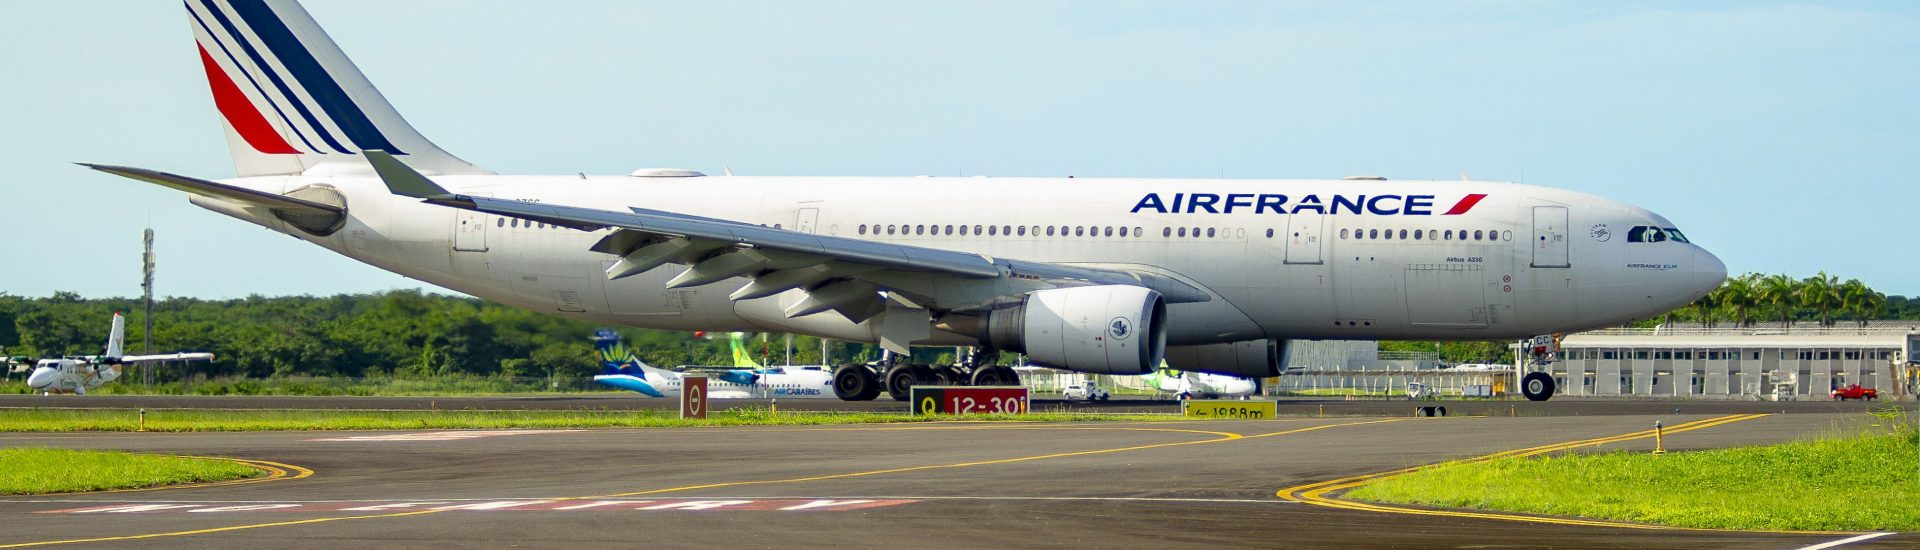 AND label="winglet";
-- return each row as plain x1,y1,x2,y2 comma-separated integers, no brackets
365,150,453,198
